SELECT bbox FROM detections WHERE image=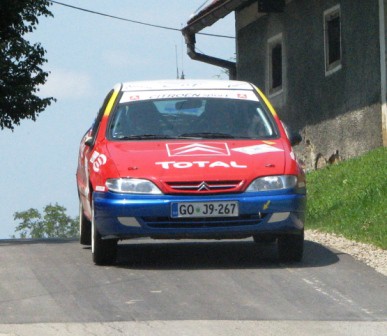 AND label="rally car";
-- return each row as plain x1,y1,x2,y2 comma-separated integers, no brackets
76,80,306,265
